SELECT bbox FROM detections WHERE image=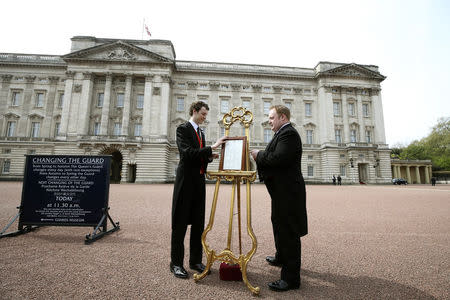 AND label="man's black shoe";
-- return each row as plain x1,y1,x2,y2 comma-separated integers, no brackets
266,256,281,267
268,279,300,292
190,263,211,275
170,262,188,279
